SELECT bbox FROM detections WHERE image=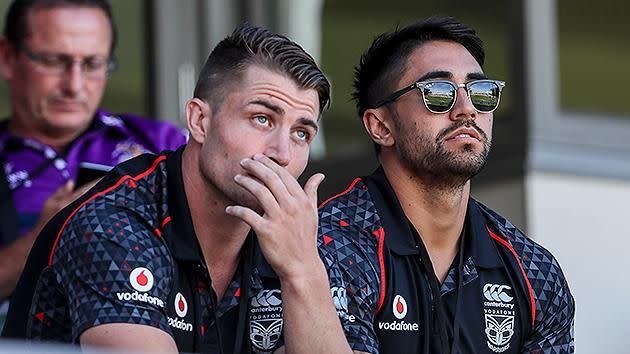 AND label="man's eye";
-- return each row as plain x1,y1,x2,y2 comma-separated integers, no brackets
83,59,107,71
254,116,269,125
295,130,309,141
41,56,66,68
